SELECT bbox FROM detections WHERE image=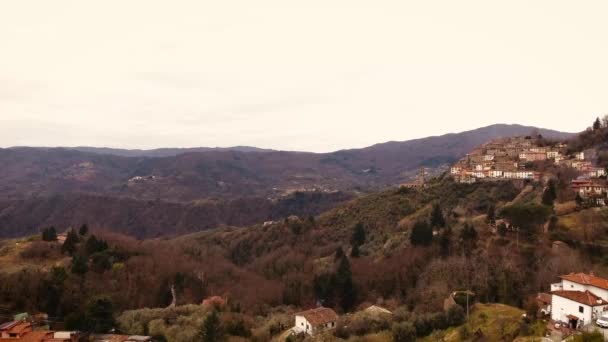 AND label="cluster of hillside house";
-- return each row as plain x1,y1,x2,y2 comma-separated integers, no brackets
450,136,560,183
0,318,150,342
450,137,608,204
539,272,608,330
